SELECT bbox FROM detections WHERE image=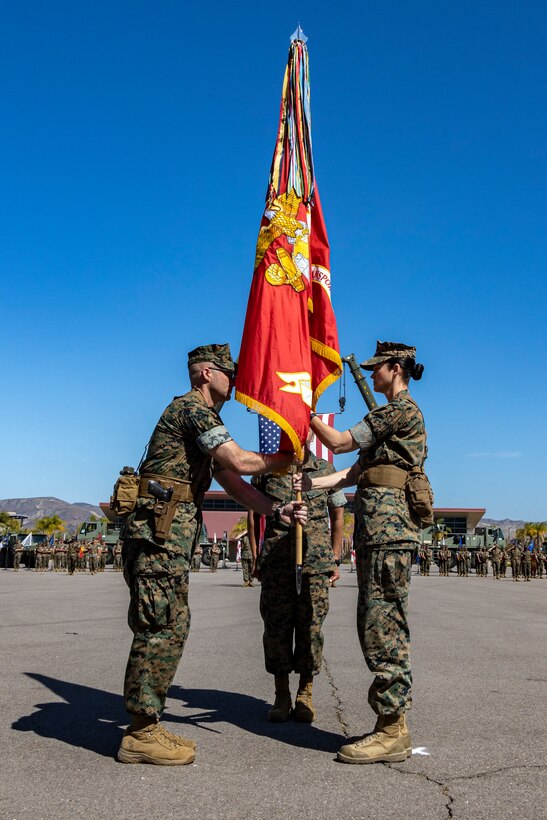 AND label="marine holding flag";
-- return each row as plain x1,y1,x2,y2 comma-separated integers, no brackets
117,344,307,767
235,28,344,726
295,341,428,764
